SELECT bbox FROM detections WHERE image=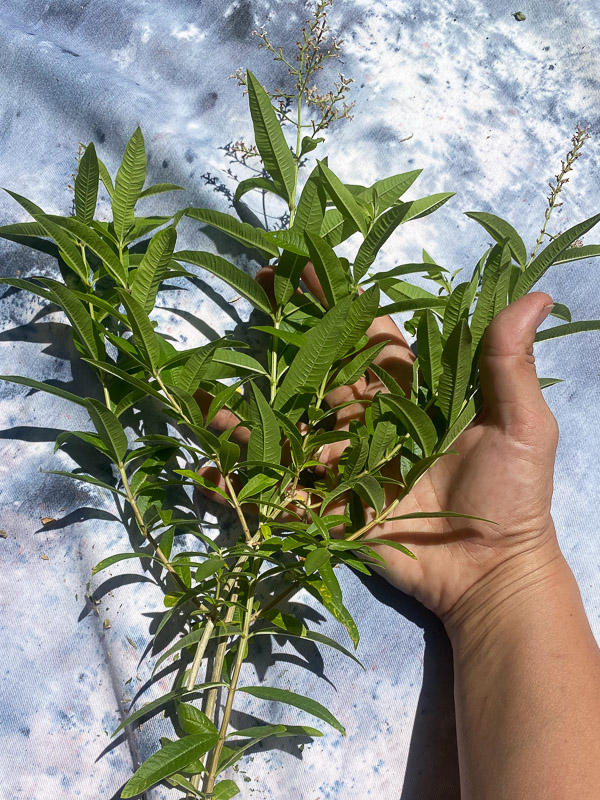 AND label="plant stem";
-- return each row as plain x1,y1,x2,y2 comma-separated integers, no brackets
223,474,254,544
204,560,257,794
